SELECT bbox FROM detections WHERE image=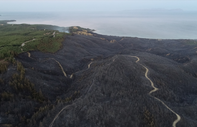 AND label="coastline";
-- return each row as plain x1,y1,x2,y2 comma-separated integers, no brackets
1,13,196,39
1,19,197,41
